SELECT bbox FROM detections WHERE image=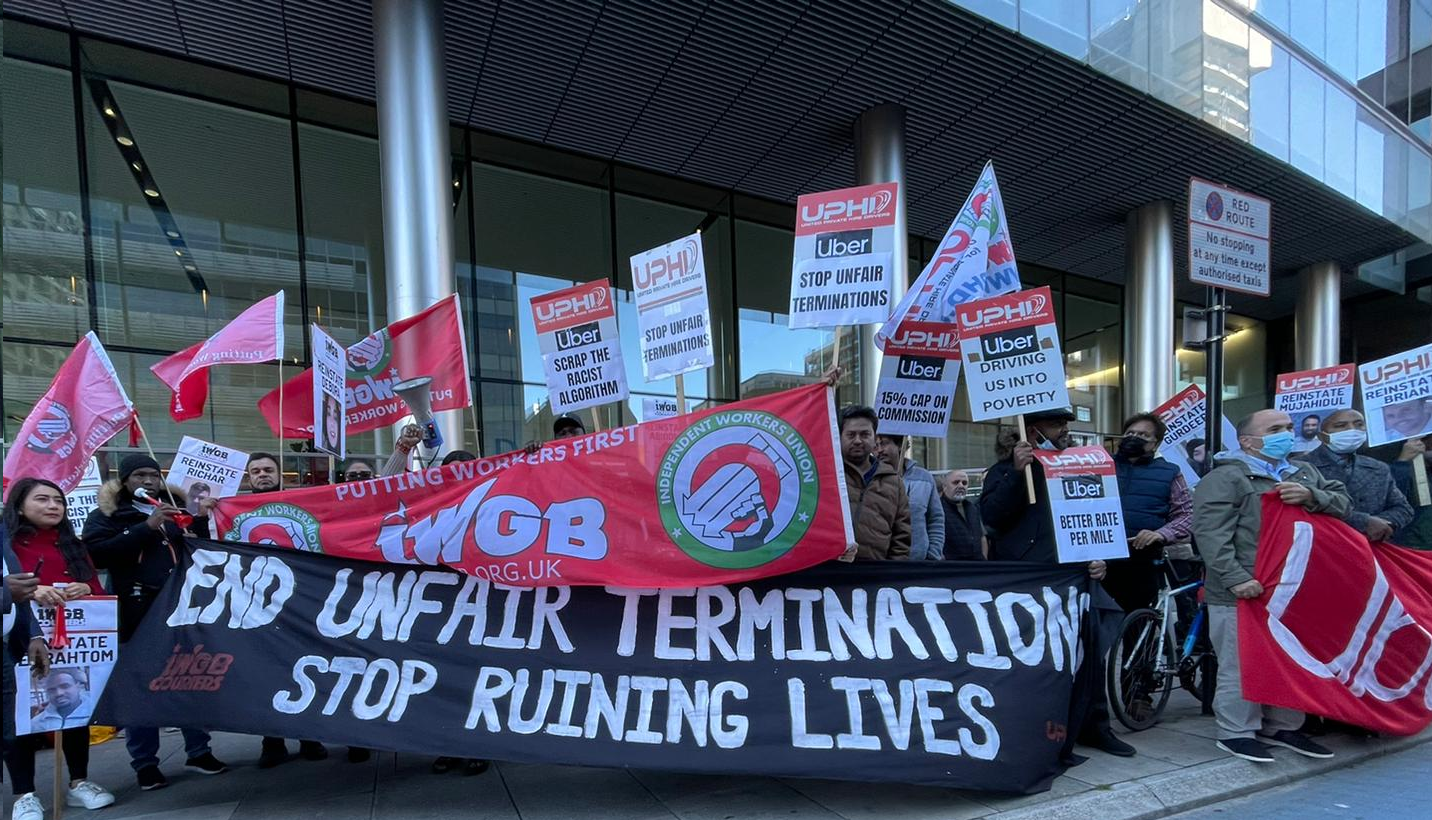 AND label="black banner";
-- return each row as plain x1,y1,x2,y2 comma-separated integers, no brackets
98,539,1106,793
